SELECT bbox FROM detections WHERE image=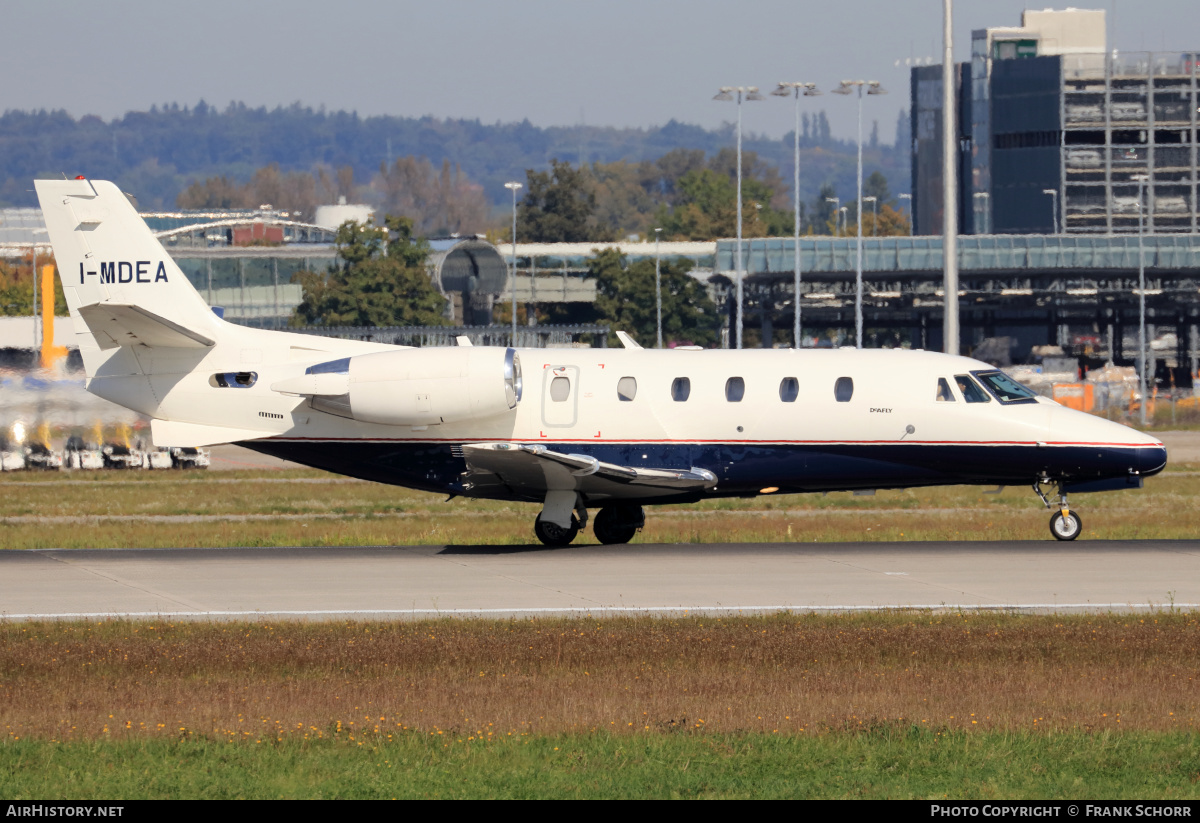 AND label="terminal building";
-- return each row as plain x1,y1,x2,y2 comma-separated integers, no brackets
912,7,1199,236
